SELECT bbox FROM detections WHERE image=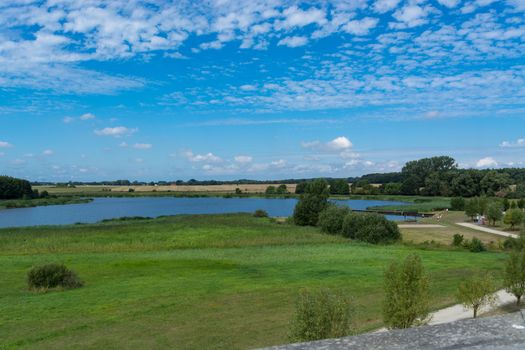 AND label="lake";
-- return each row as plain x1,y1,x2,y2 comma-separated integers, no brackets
0,197,409,228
